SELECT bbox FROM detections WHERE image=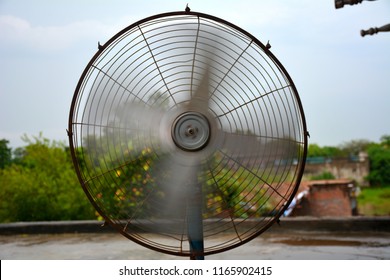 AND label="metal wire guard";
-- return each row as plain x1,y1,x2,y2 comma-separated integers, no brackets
68,10,307,257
